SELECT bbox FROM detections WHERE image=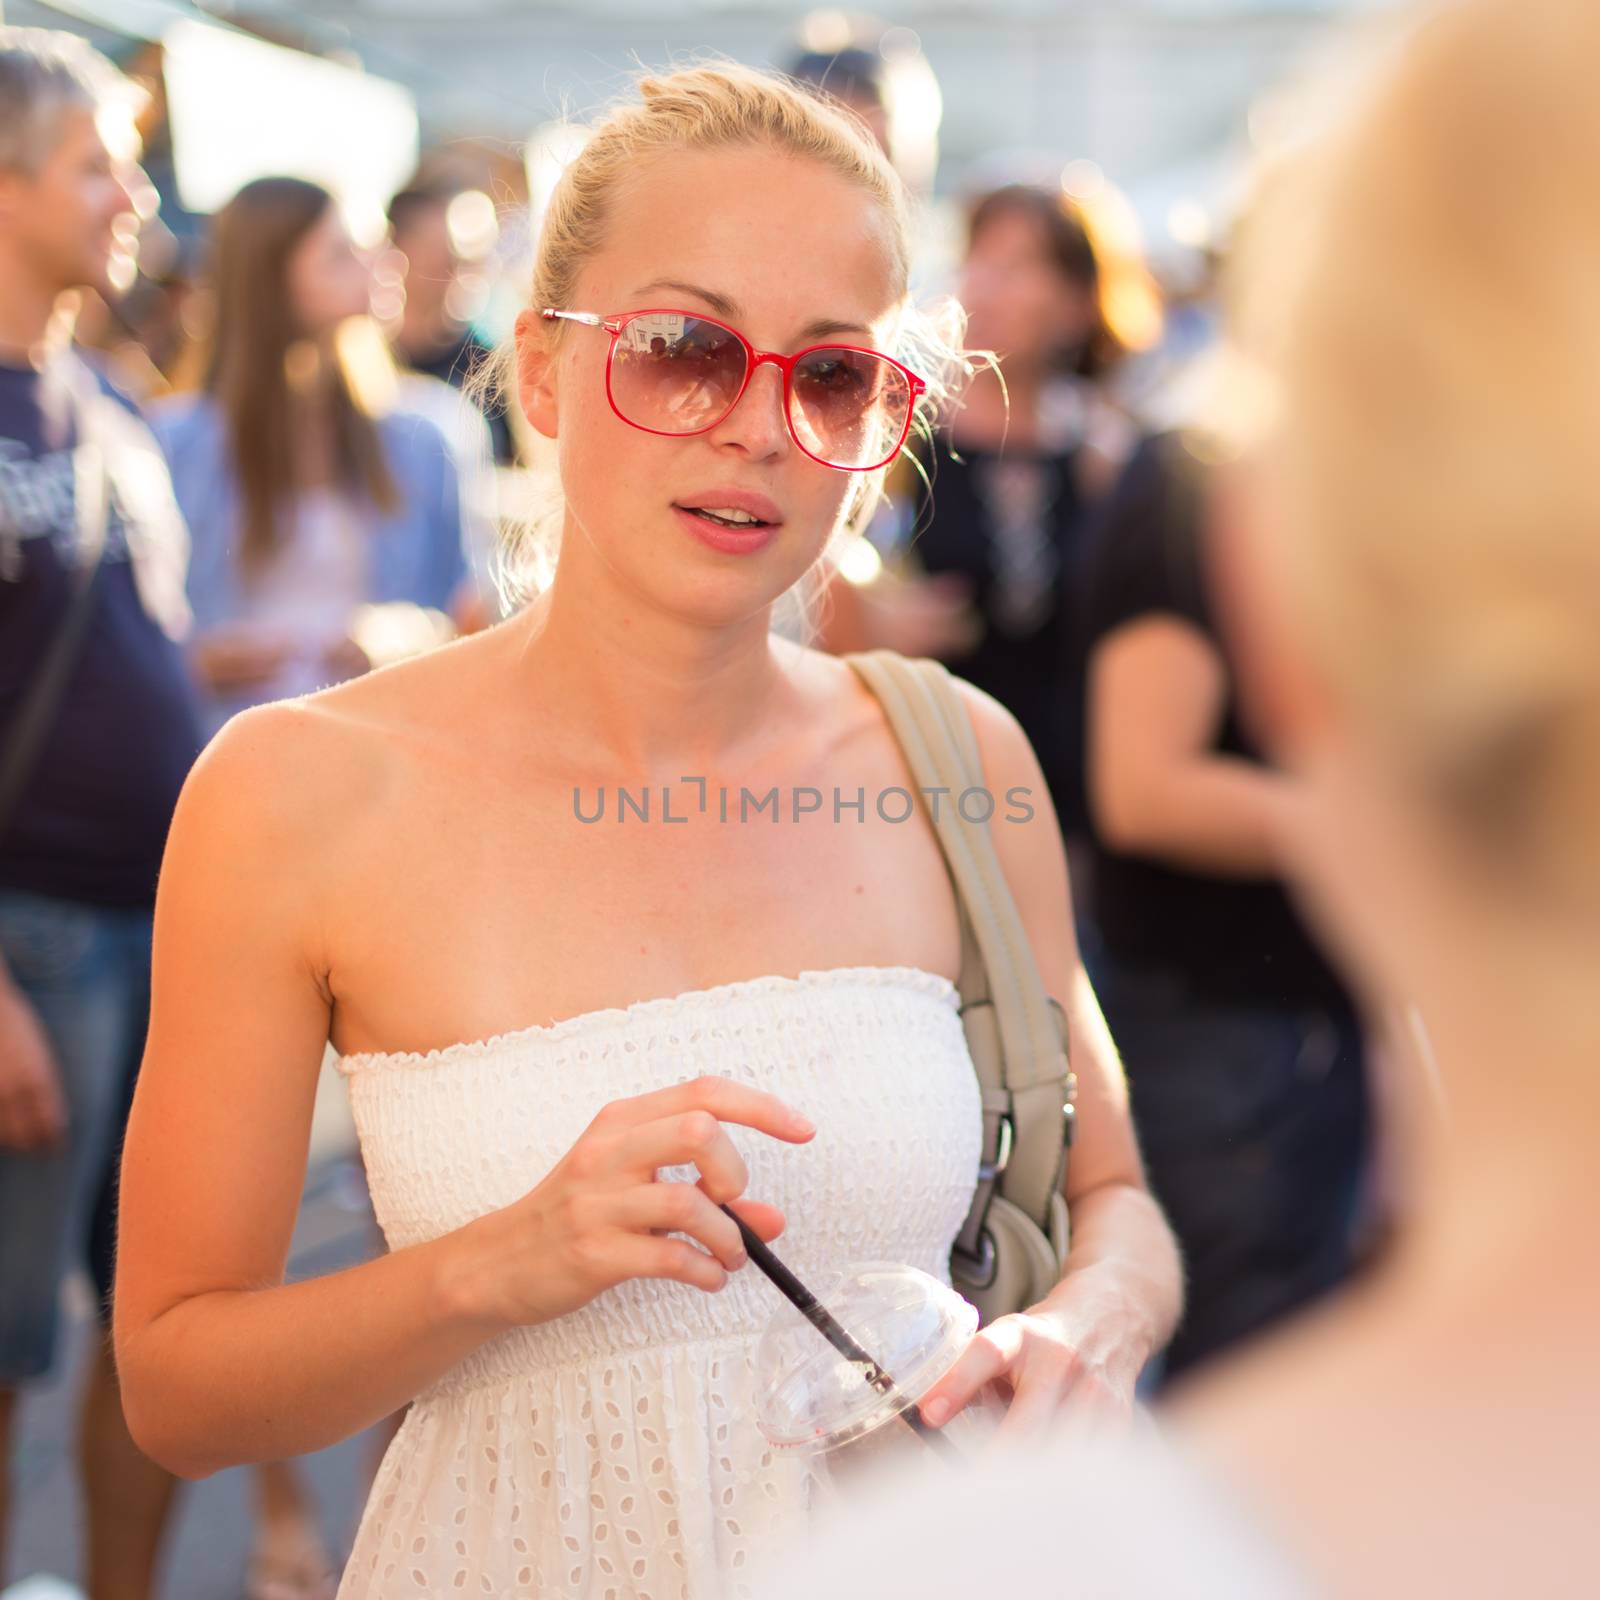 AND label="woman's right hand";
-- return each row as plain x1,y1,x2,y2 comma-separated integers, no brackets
450,1075,815,1331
